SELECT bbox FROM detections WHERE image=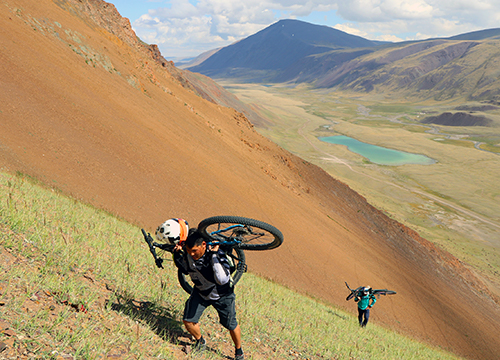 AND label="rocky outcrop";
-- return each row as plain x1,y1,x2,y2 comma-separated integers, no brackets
421,112,494,126
53,0,267,123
